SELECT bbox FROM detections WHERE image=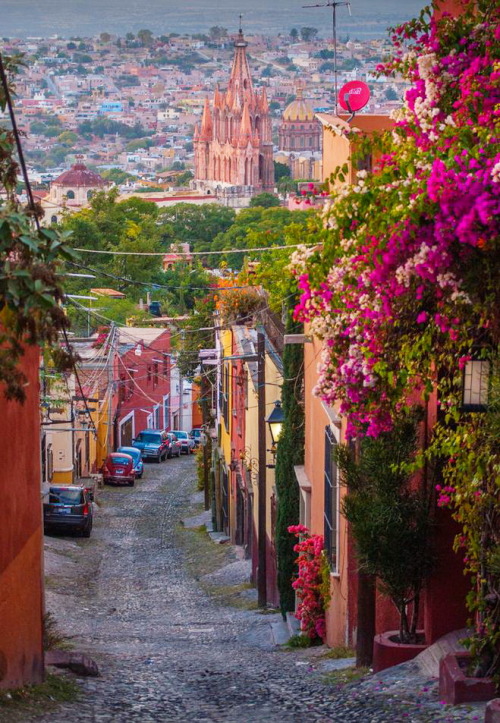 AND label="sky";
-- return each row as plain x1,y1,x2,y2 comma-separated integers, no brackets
2,0,426,40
